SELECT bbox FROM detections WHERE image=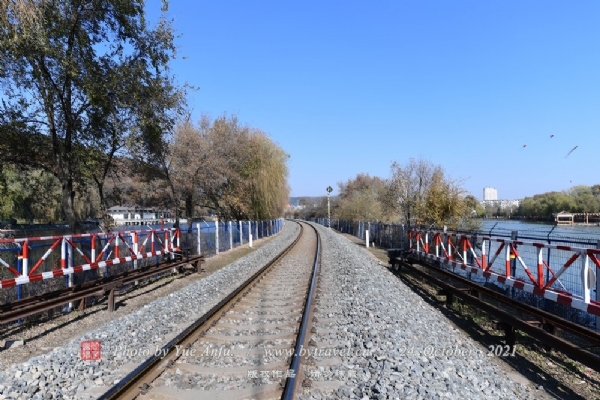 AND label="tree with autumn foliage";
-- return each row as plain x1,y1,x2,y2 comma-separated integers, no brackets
162,114,289,221
335,173,391,222
244,130,290,220
380,158,477,228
